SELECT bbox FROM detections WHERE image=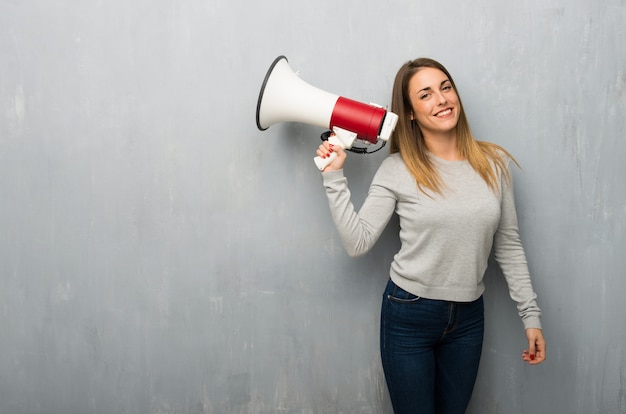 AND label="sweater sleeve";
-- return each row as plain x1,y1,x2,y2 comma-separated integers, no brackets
493,167,542,329
321,165,397,257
